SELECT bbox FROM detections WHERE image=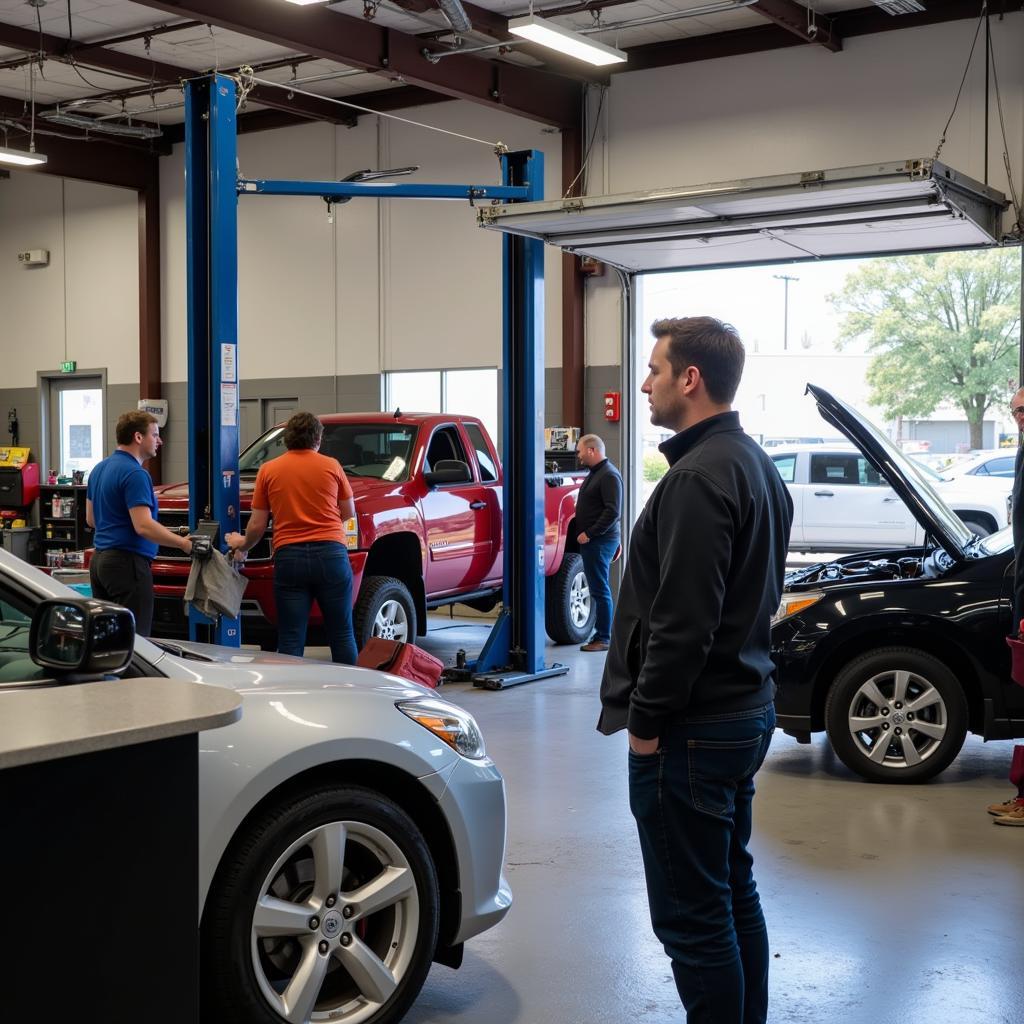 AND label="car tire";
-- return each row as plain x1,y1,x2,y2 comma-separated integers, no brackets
545,552,596,645
201,785,440,1024
824,646,968,783
957,515,993,538
354,576,417,651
